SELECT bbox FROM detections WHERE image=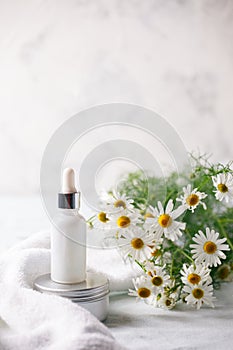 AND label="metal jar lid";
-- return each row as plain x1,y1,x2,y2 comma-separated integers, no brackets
33,272,109,301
